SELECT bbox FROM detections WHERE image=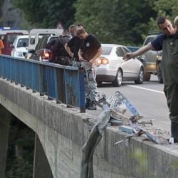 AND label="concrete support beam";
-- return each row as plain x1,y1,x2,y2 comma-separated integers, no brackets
0,104,11,178
33,134,53,178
